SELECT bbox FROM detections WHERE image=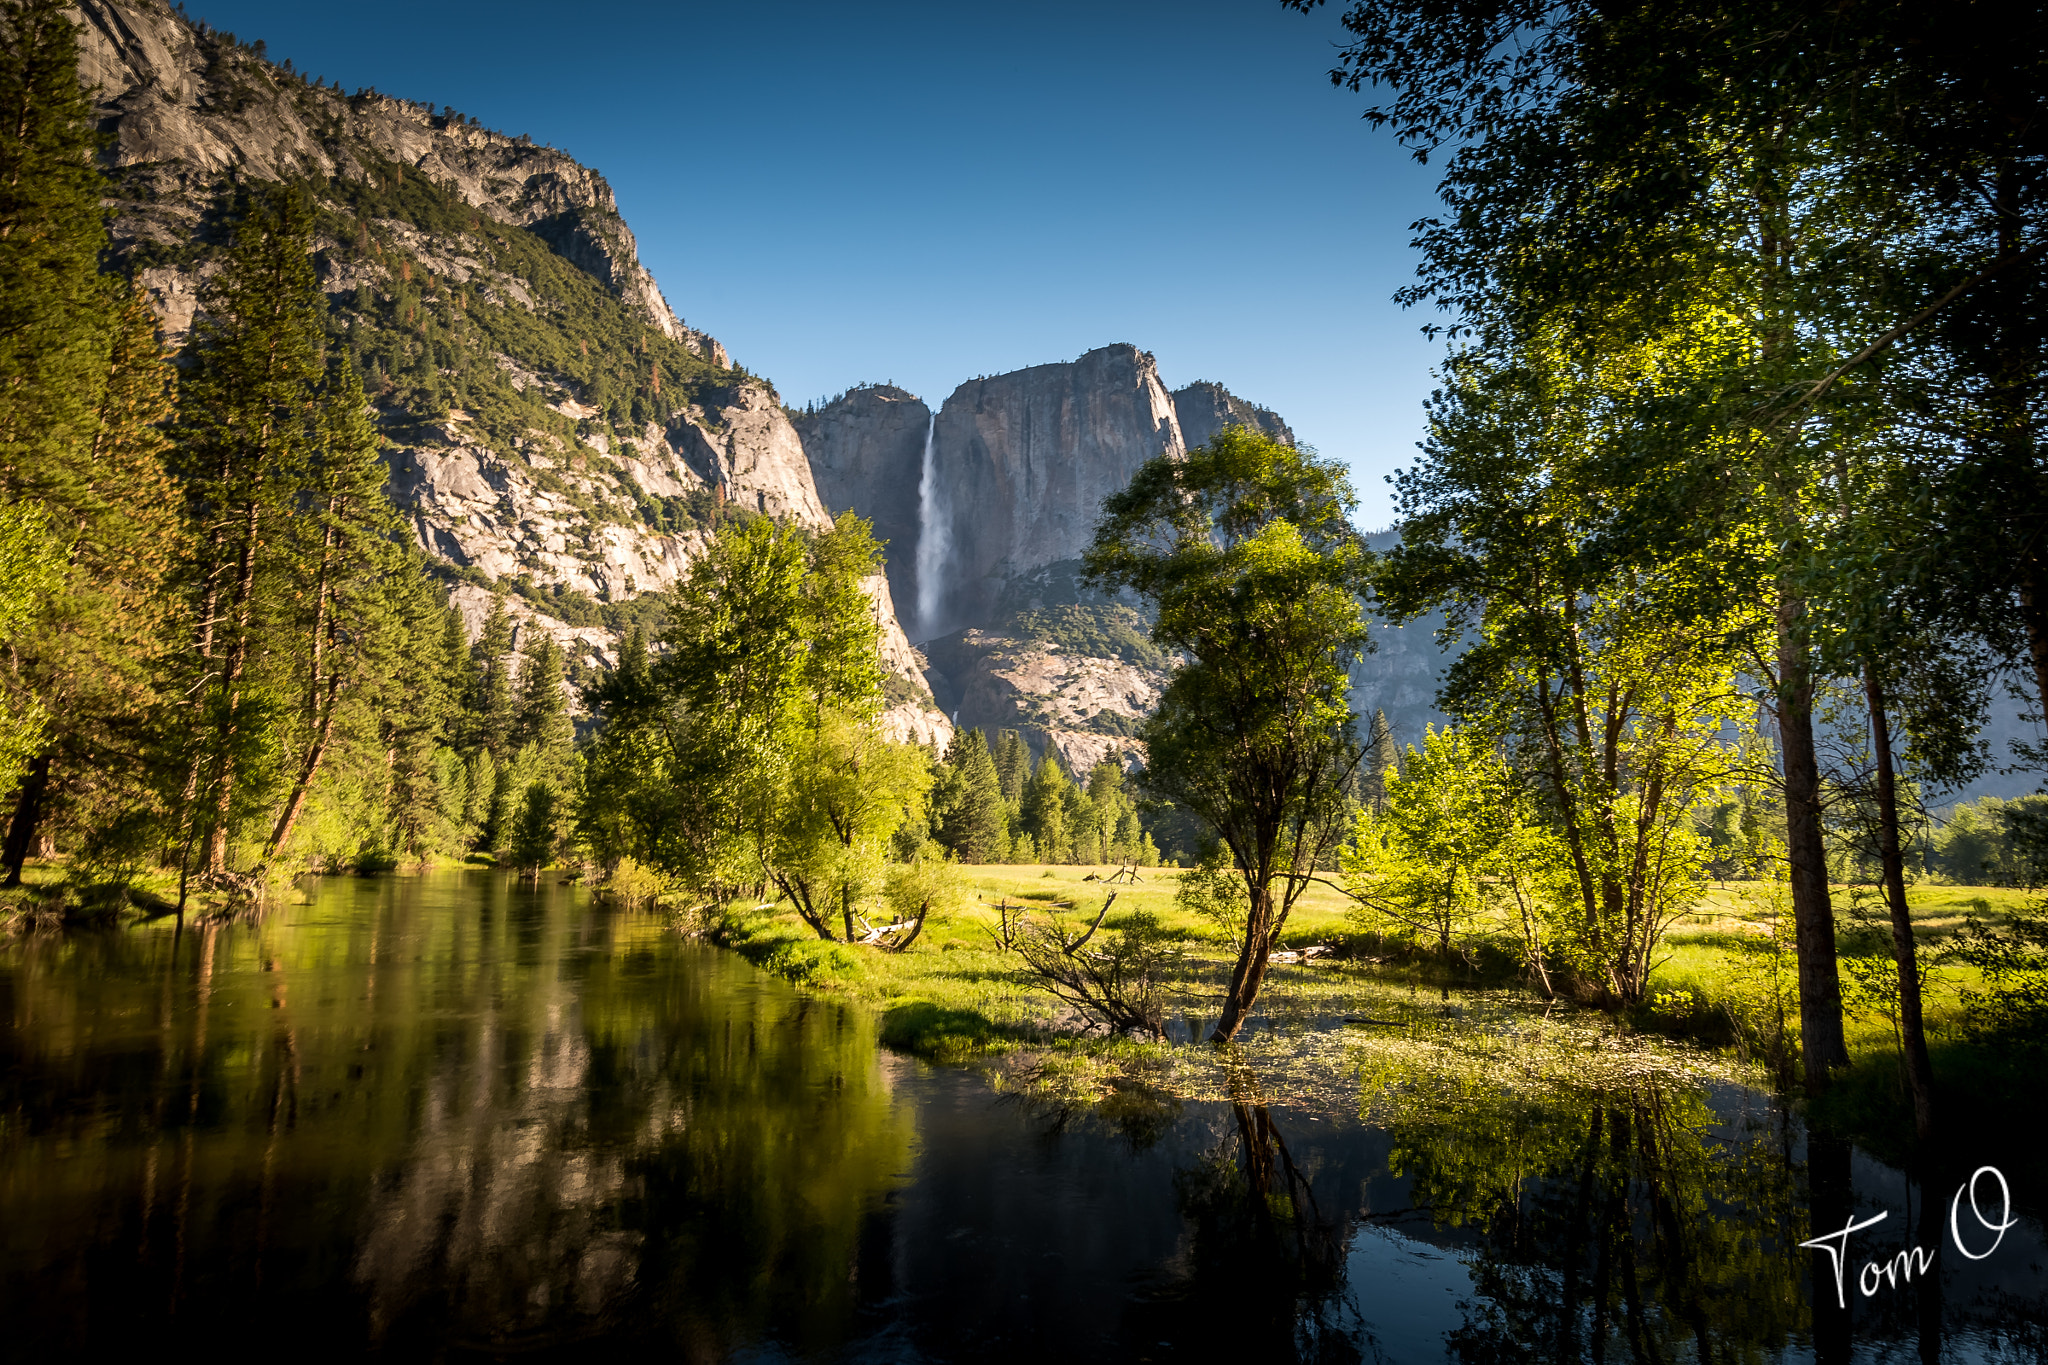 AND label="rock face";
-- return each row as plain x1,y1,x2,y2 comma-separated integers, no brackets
793,385,931,628
918,562,1171,774
385,383,833,606
73,0,945,748
75,0,719,359
921,344,1185,638
1172,381,1295,452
